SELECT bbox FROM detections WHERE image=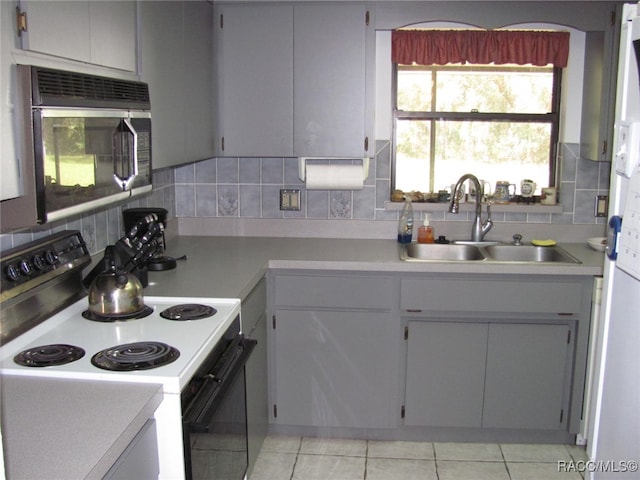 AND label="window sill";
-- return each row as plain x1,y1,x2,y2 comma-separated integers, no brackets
384,201,563,214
